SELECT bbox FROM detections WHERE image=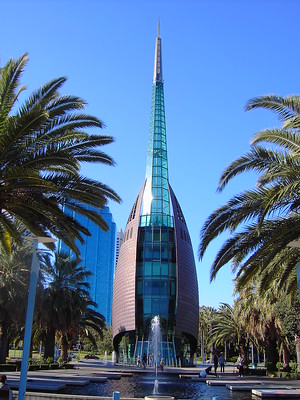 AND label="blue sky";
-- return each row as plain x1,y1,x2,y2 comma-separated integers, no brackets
2,0,299,308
